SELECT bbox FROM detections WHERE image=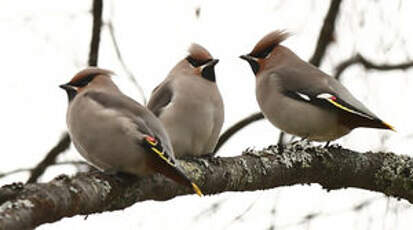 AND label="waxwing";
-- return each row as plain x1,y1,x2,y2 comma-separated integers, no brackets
60,67,202,196
240,30,394,143
147,43,224,158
